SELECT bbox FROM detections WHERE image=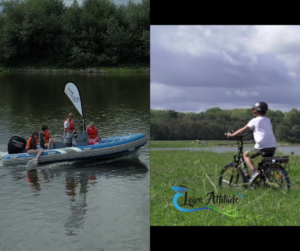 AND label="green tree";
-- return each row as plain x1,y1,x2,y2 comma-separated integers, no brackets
275,125,290,142
284,108,300,126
